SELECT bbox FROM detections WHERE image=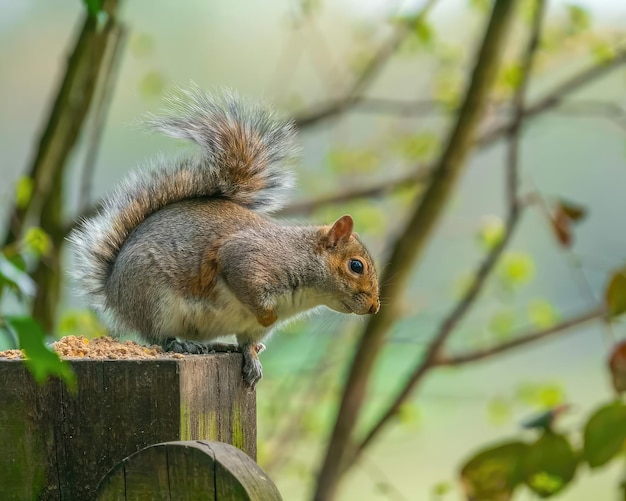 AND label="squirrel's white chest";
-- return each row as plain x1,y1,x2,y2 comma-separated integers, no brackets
158,281,324,342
